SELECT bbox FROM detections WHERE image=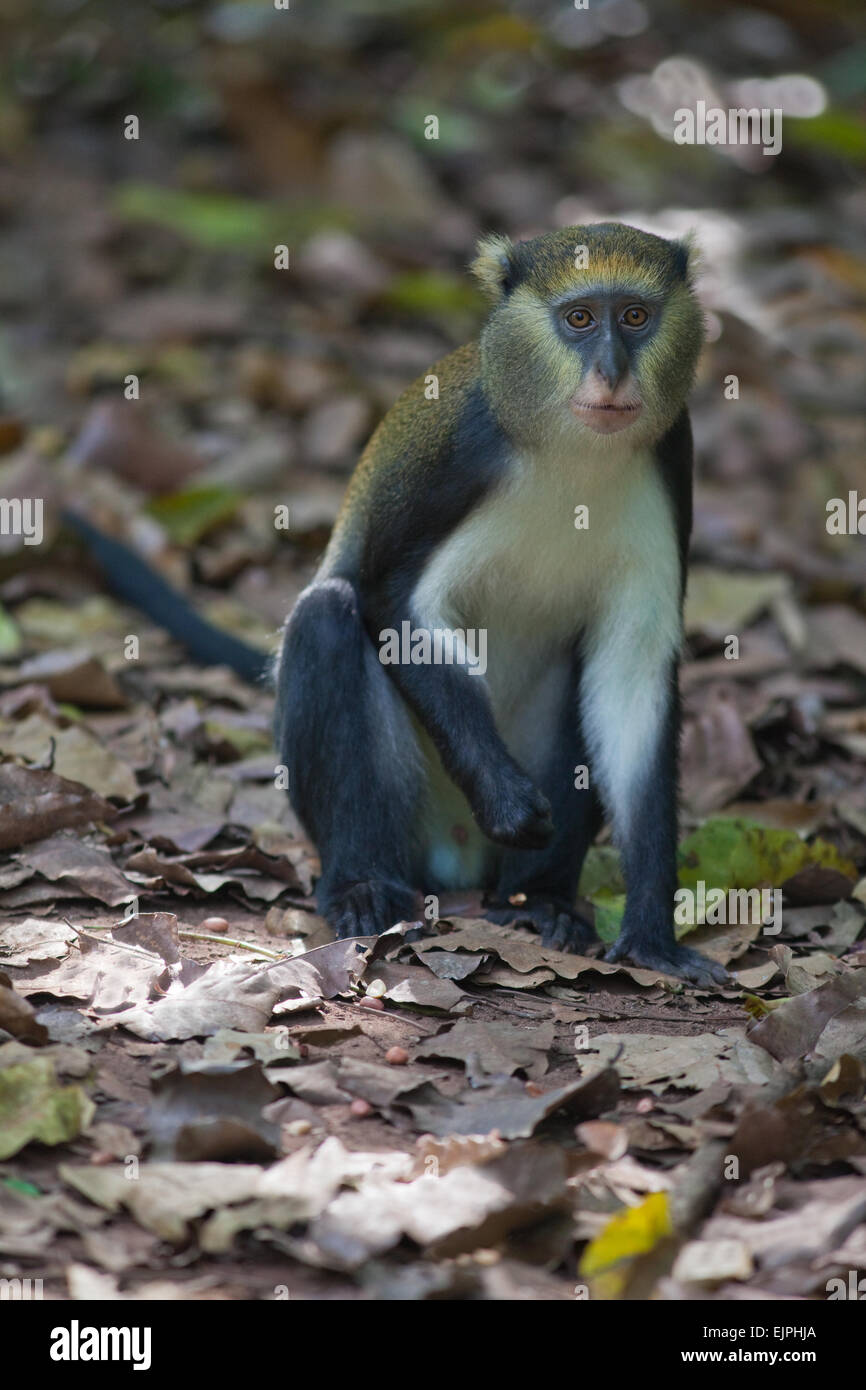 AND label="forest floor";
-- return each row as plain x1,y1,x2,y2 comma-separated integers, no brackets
1,0,865,1301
